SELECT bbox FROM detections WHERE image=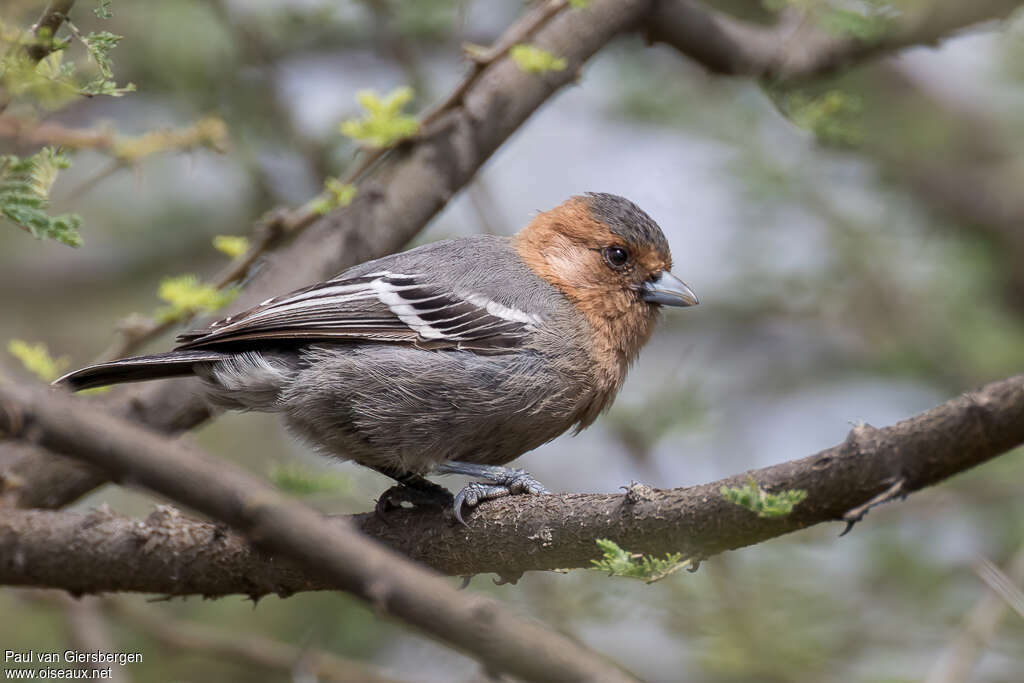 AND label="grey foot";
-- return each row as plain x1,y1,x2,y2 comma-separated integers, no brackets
435,464,549,526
